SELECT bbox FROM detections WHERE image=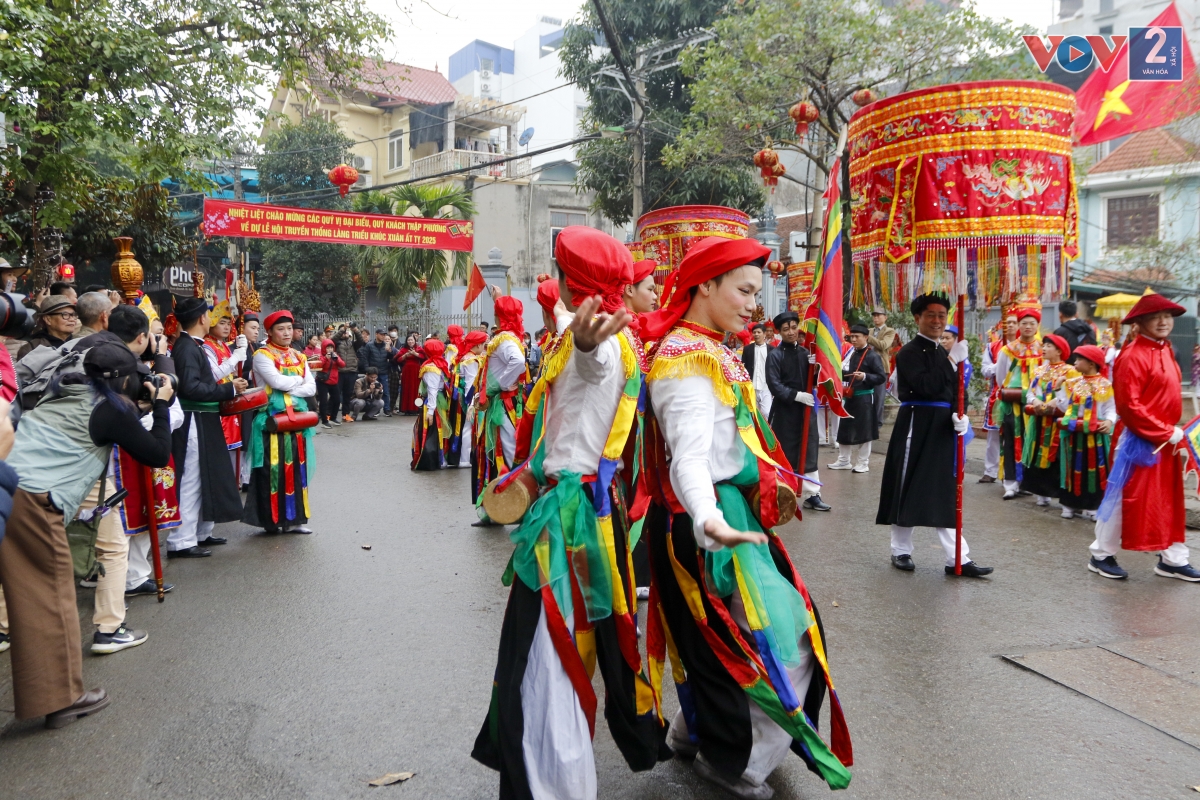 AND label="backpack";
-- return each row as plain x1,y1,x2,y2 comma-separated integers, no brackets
15,340,89,410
